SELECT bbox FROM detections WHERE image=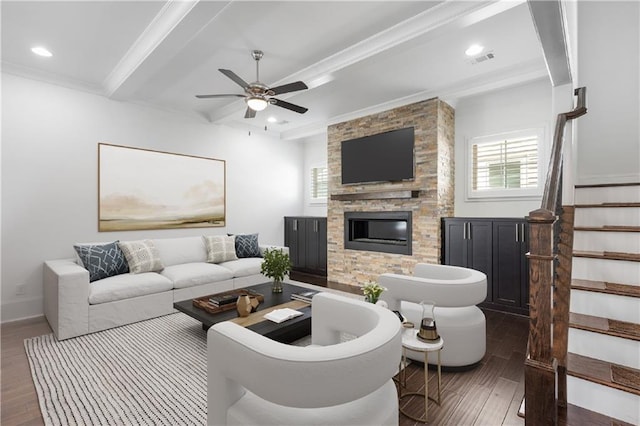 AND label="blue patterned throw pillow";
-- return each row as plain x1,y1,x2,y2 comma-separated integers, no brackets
74,241,129,283
233,233,261,258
